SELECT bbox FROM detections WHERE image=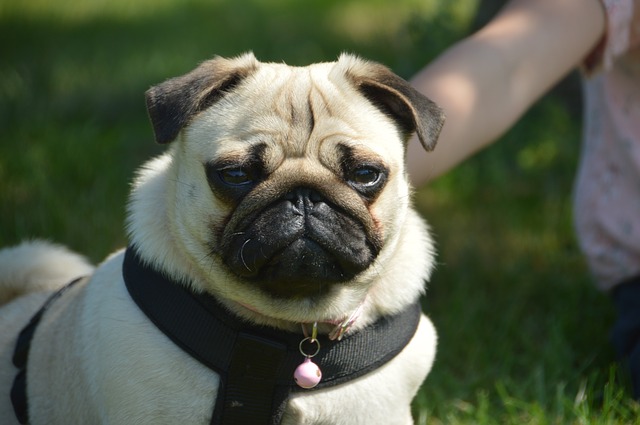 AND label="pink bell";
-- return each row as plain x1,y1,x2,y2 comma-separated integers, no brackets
294,357,322,389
